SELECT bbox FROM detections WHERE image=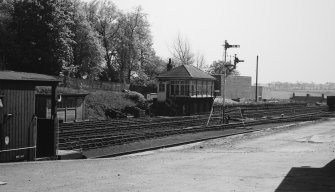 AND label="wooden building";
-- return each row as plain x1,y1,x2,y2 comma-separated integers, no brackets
155,64,216,115
0,71,60,162
36,93,88,123
291,93,326,105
